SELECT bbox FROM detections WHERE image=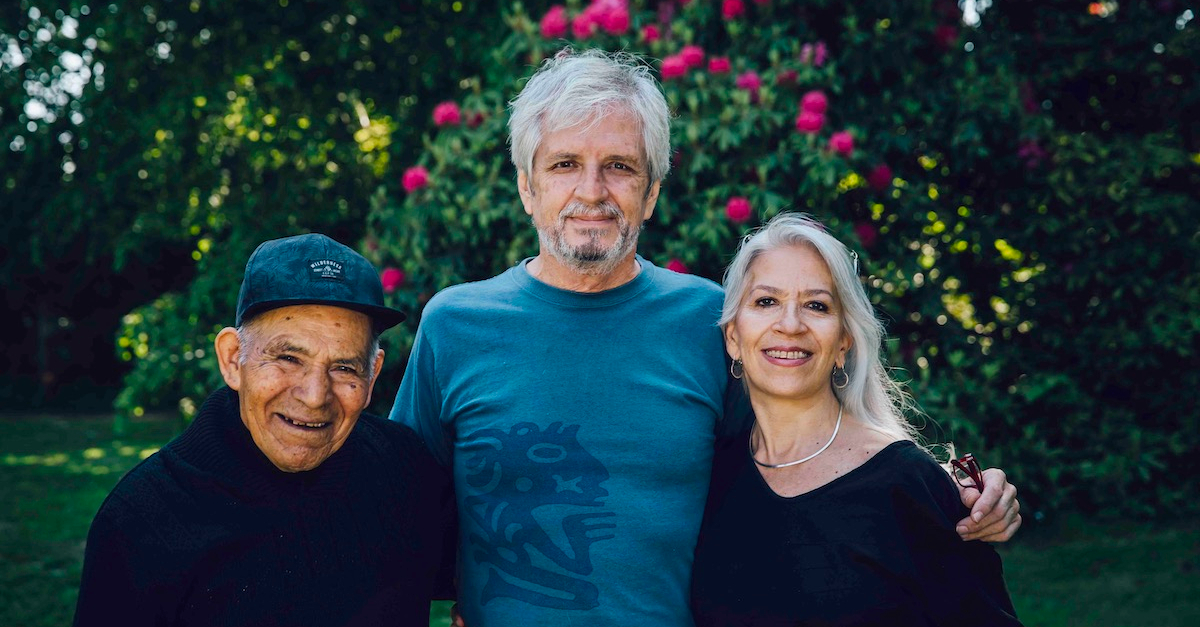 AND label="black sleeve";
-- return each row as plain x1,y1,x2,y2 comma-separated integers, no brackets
430,464,459,601
890,448,1023,627
73,498,174,627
